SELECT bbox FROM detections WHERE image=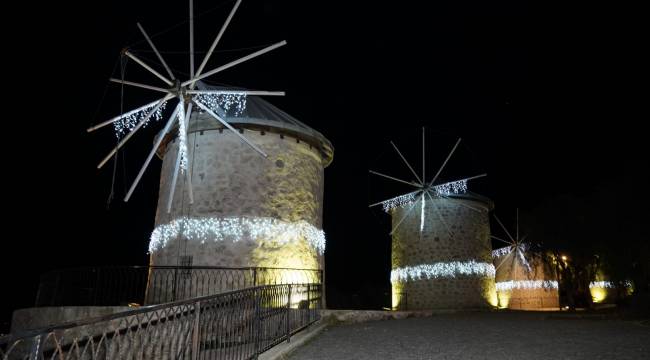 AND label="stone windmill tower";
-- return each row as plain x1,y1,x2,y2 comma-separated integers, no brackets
150,83,333,273
491,210,559,309
87,0,333,299
370,131,497,310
